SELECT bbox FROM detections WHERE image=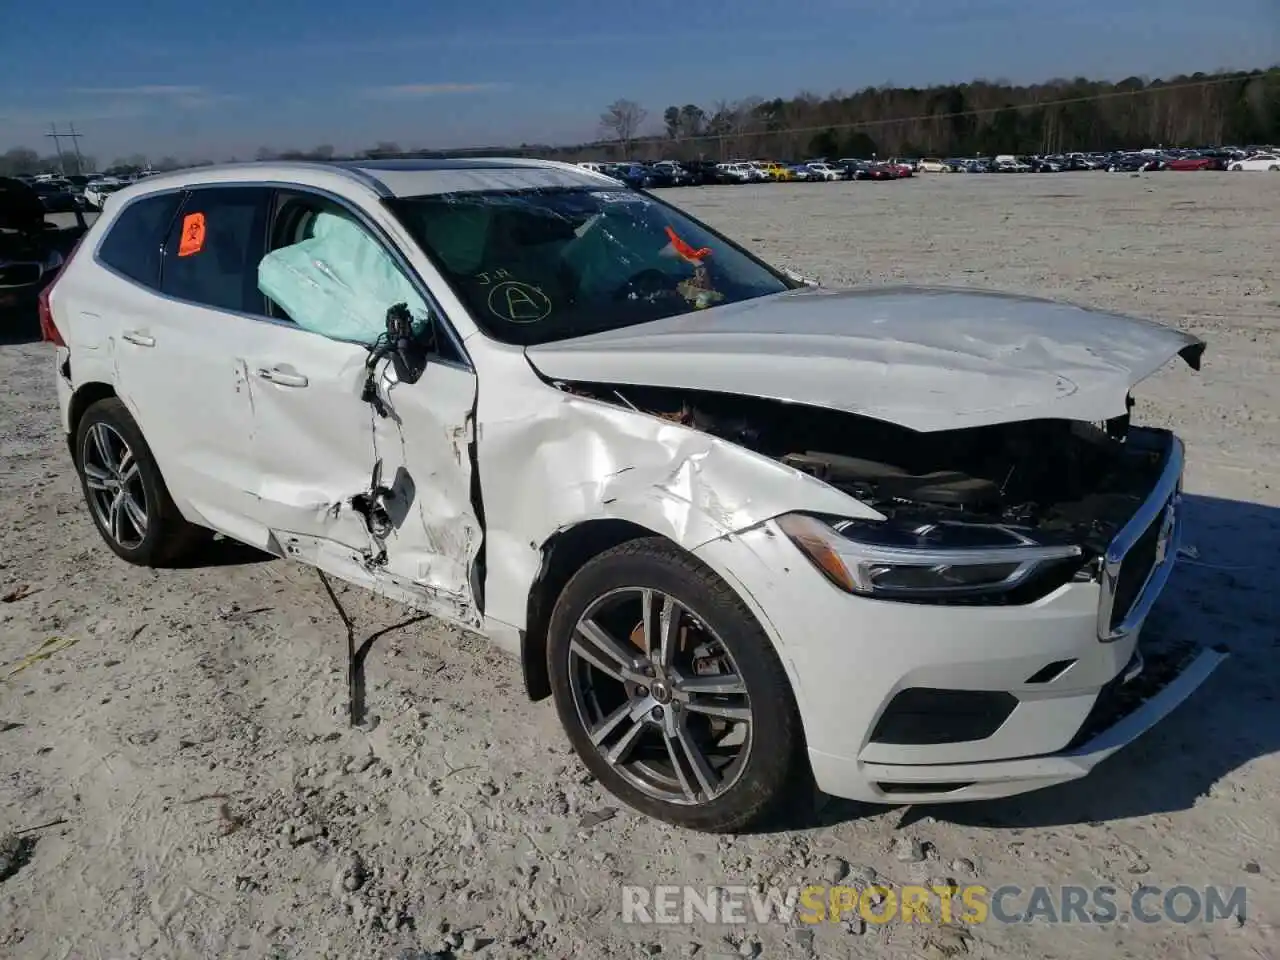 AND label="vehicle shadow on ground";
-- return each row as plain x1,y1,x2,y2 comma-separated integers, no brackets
802,493,1279,833
170,534,277,569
